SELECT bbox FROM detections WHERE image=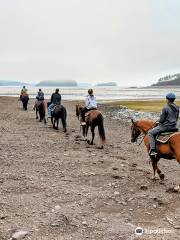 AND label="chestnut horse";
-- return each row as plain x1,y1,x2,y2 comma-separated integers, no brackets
34,101,47,124
131,119,180,180
76,105,106,148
